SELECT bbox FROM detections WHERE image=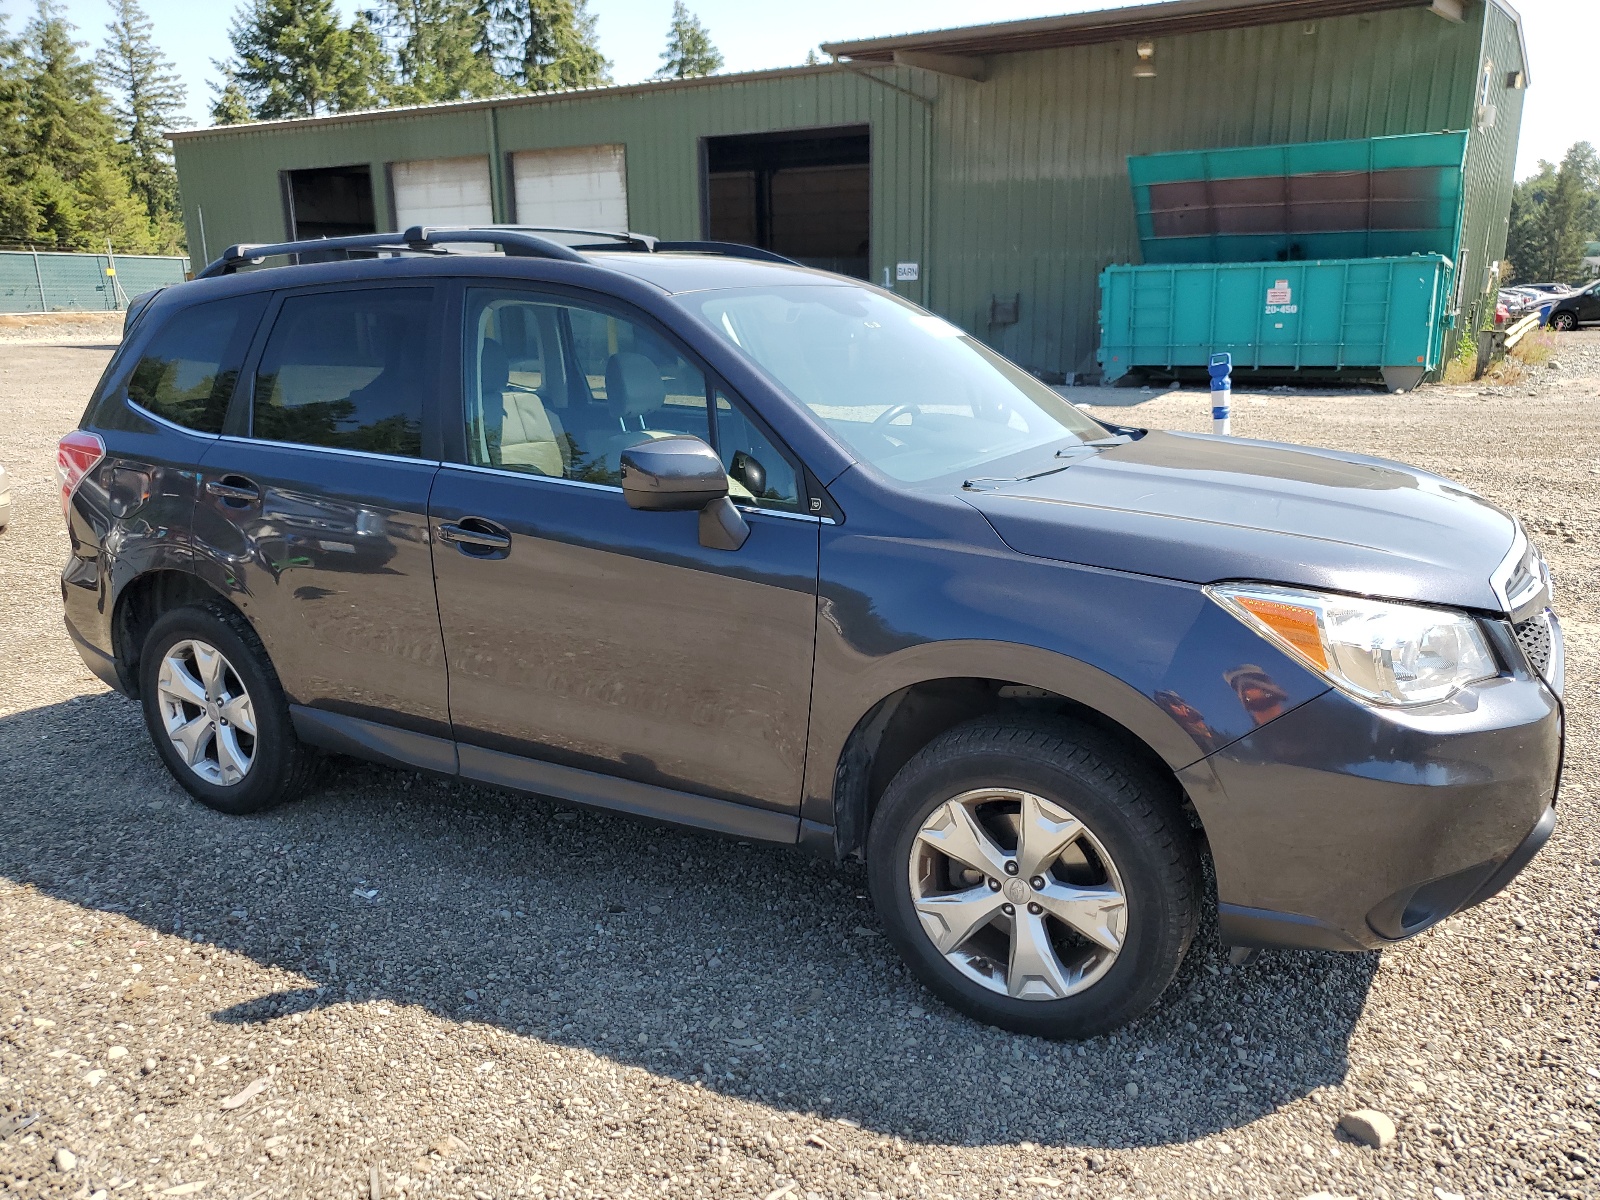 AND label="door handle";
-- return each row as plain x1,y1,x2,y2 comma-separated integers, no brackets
206,476,260,505
437,518,512,555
